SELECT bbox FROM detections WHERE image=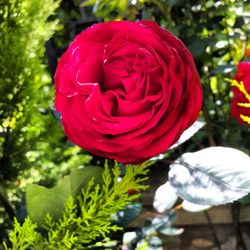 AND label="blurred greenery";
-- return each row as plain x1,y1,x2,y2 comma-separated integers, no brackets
78,0,250,153
0,0,92,244
5,162,151,249
1,0,250,248
78,0,250,155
